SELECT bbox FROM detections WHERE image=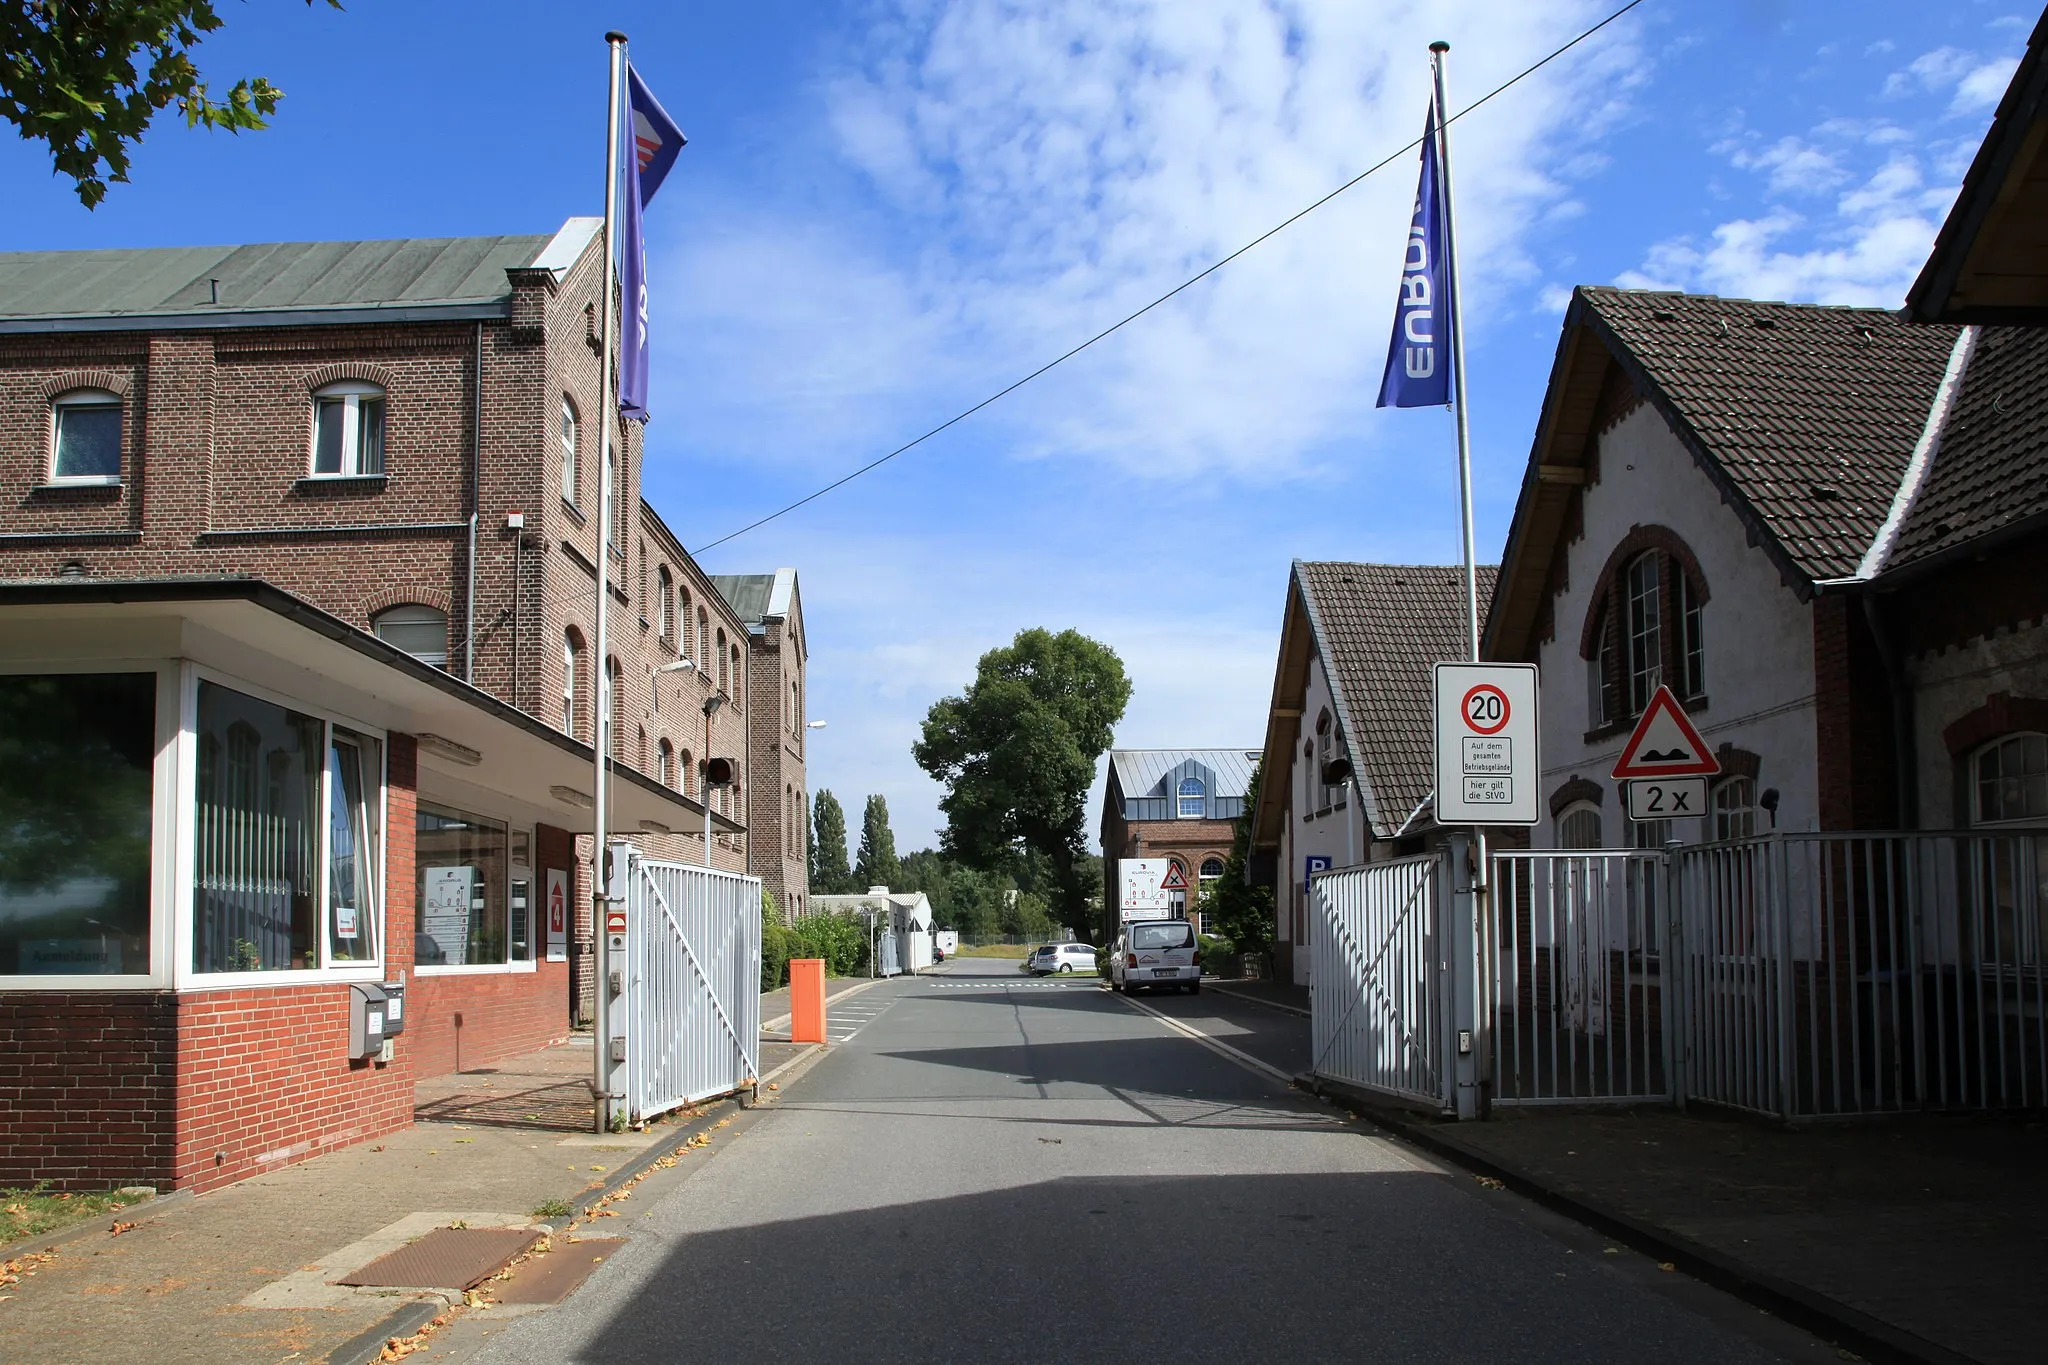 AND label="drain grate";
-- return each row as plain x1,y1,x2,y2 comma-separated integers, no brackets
491,1237,627,1304
337,1227,542,1290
